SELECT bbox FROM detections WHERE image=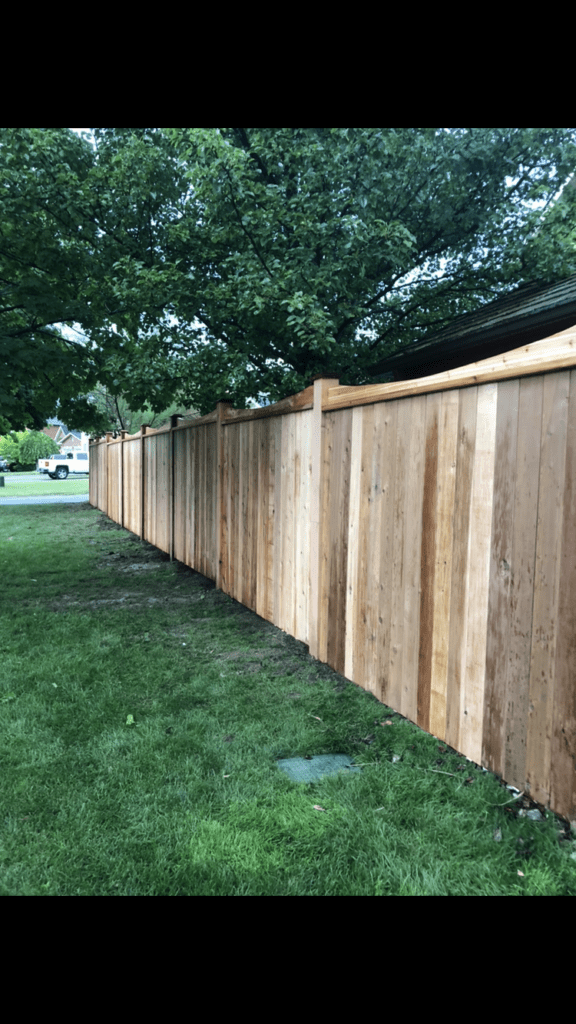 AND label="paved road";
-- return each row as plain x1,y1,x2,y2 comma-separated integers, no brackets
0,494,91,506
